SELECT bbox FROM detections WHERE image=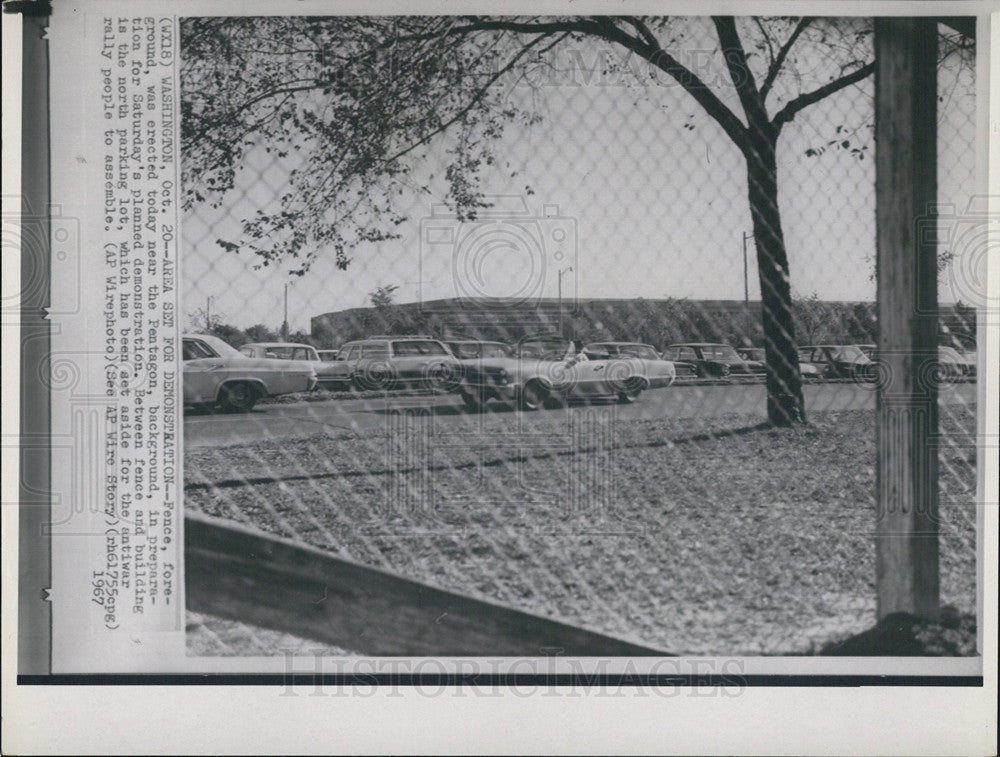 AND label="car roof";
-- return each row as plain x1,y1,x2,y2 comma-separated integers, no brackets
342,337,445,345
364,335,439,340
243,342,315,348
587,341,653,347
669,343,731,347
